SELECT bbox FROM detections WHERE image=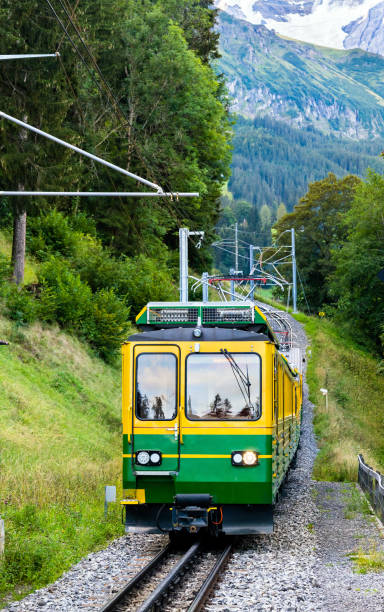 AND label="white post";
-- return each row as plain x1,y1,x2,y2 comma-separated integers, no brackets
179,228,189,303
0,518,4,555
